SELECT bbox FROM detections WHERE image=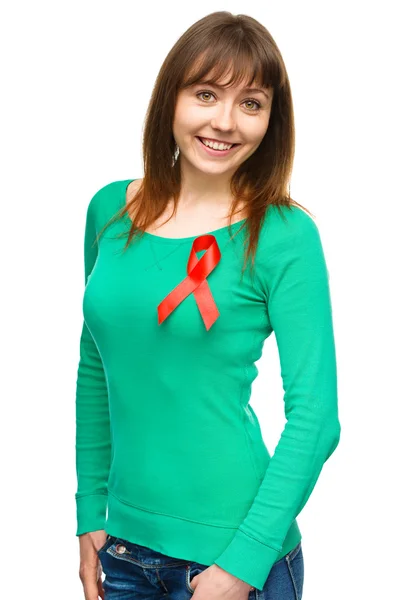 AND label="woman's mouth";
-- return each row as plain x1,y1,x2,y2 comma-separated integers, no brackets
196,136,240,157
